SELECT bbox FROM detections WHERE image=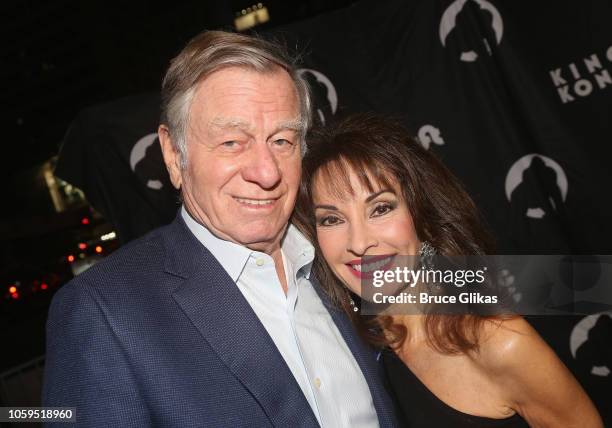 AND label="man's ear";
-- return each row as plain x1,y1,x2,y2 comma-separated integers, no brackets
158,125,183,190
